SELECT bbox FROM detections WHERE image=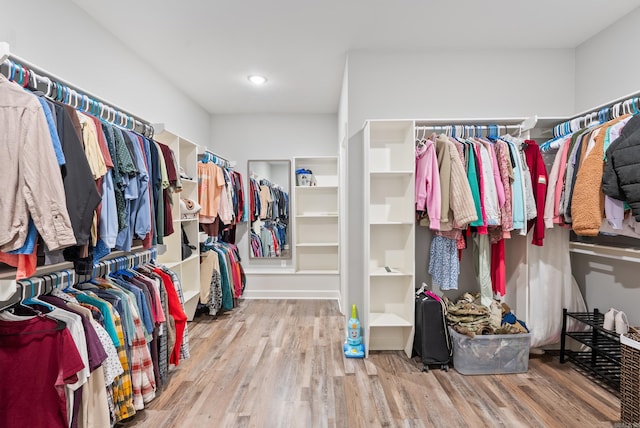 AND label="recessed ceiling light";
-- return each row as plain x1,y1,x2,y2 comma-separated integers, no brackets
248,75,267,85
